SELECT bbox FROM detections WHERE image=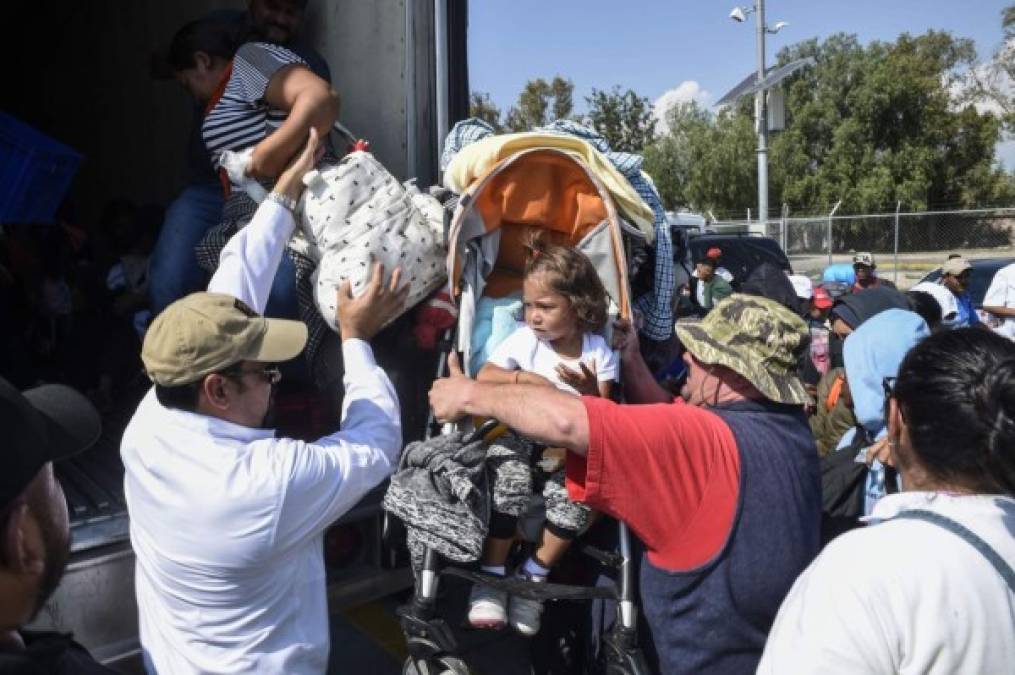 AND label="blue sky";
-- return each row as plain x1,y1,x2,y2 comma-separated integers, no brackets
468,0,1014,163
